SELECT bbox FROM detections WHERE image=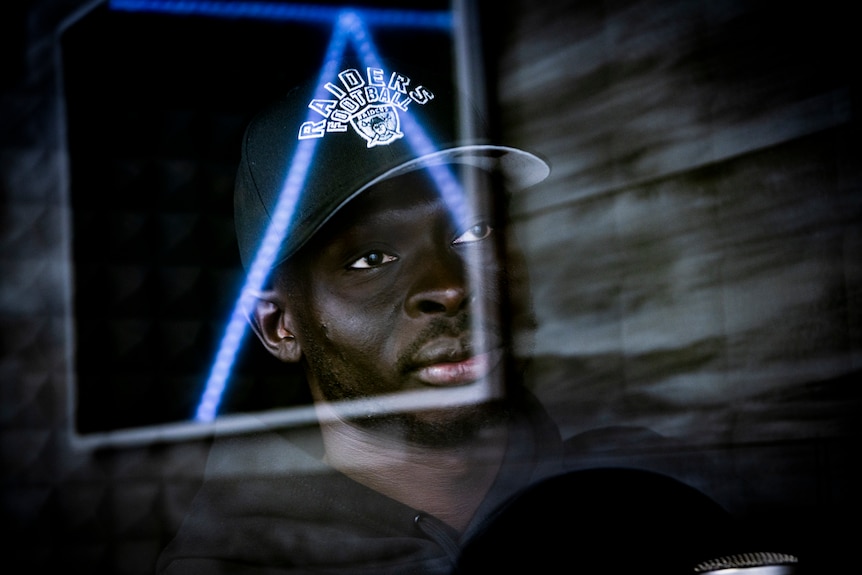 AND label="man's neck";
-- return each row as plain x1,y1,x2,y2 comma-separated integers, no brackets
316,409,509,533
